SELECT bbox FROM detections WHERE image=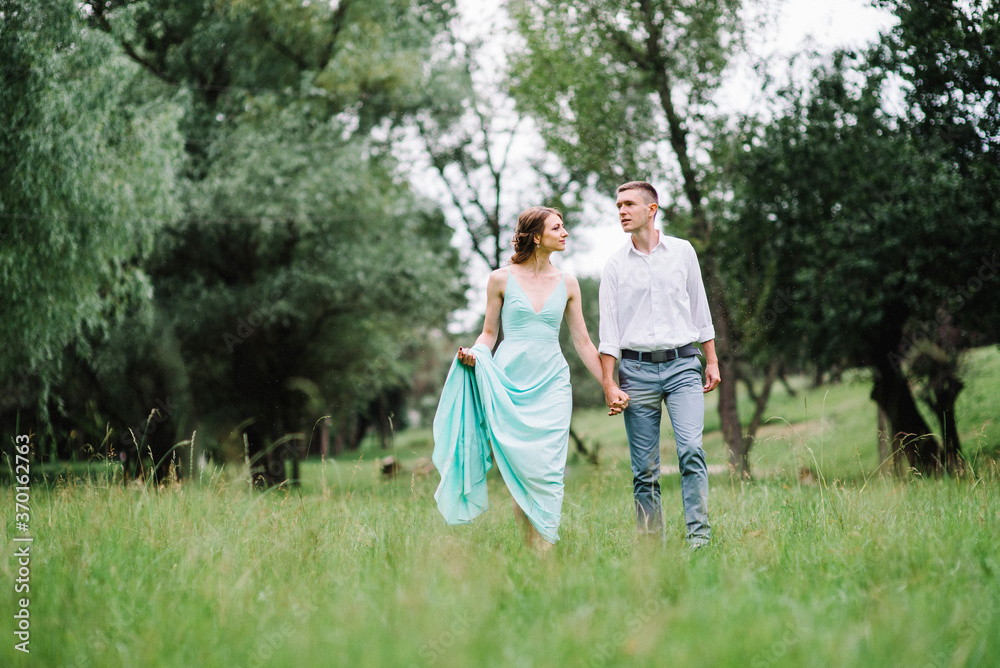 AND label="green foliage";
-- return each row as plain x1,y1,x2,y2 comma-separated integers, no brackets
718,46,1000,470
0,0,183,413
722,53,999,370
2,0,469,463
507,0,744,196
874,0,1000,167
147,101,466,440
